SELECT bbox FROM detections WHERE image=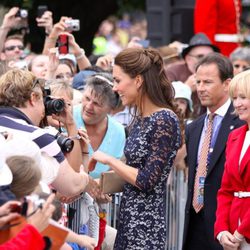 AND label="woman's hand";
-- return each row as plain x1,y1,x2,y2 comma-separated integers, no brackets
67,33,81,54
1,7,21,30
88,151,112,172
77,127,90,152
84,177,101,199
0,200,22,228
27,193,55,232
49,16,69,39
36,10,53,35
0,200,21,216
75,235,96,249
96,193,112,204
220,231,240,250
45,48,59,79
95,54,114,71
